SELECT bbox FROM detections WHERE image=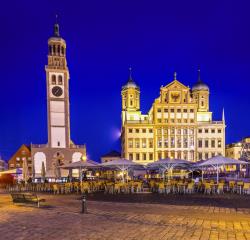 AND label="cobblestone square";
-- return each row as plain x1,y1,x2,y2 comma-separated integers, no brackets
1,193,250,240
